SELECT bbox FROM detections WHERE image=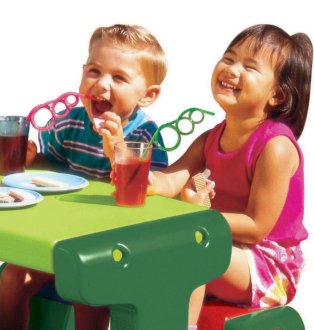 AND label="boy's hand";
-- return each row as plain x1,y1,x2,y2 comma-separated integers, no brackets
26,140,37,166
95,112,124,162
147,171,157,195
109,162,117,197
